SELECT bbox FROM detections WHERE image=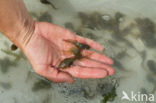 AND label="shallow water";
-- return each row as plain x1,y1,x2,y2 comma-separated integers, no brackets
0,0,156,103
